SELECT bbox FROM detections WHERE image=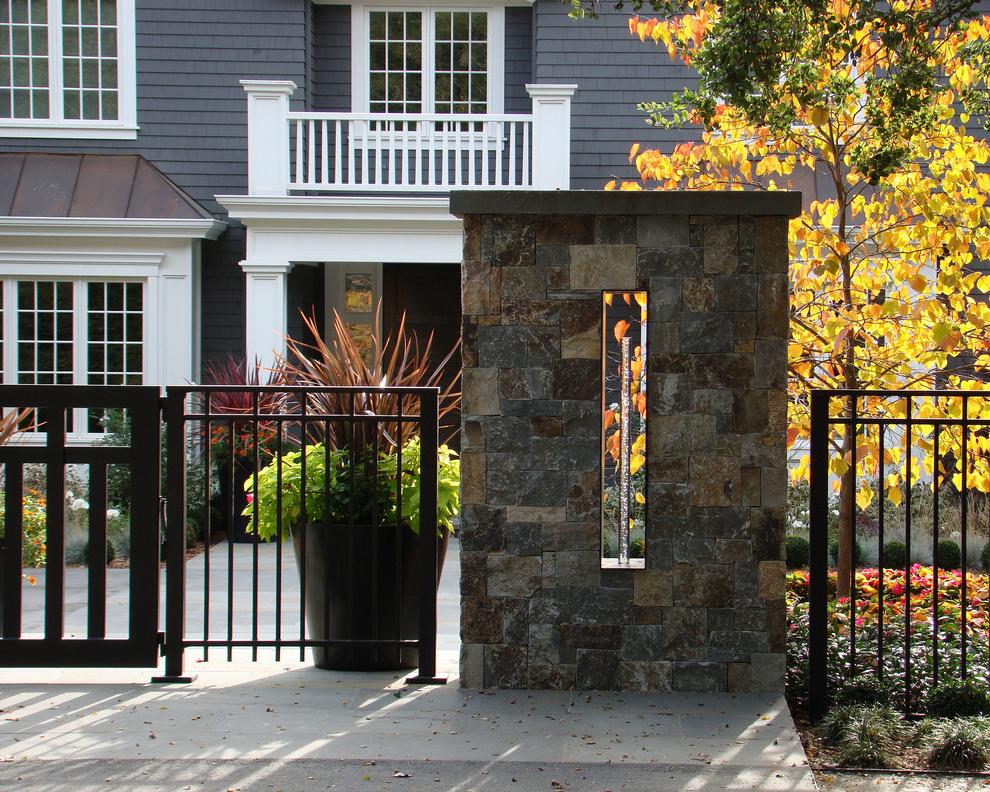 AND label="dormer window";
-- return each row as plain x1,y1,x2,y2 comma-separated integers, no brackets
353,3,505,117
0,0,137,138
